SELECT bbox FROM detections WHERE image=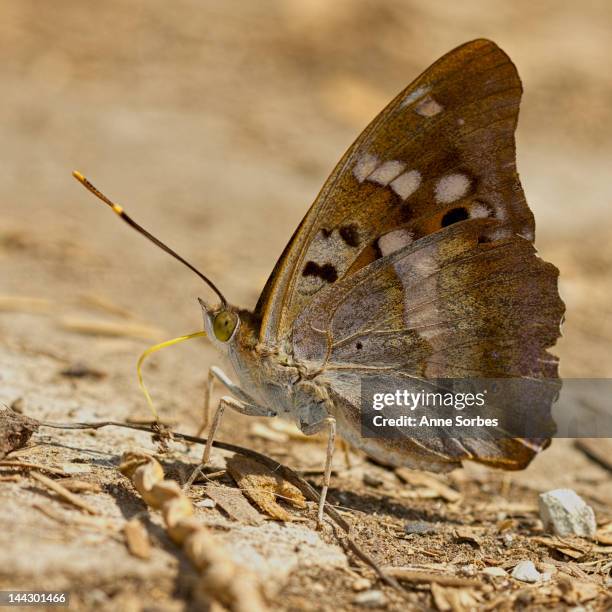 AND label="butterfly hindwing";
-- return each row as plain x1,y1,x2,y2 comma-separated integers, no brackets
289,217,563,467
